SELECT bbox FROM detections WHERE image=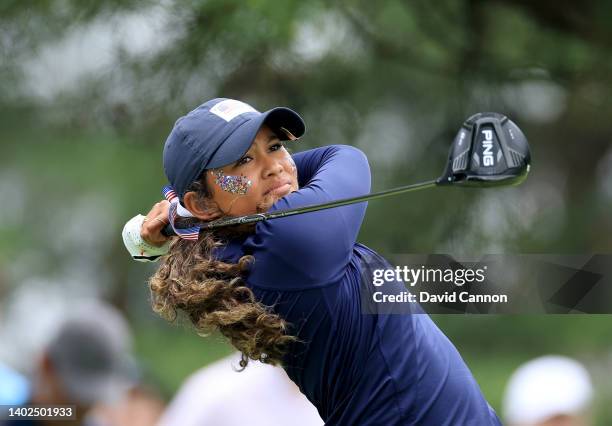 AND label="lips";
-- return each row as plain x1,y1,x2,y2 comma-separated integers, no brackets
264,181,292,196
